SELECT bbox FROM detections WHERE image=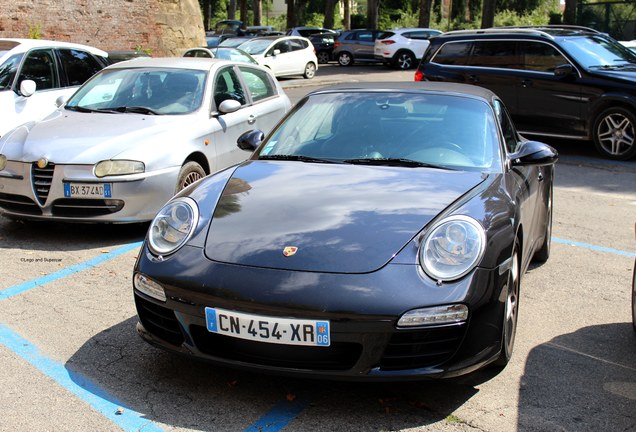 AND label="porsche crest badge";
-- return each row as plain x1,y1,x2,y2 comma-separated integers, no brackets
282,246,298,257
